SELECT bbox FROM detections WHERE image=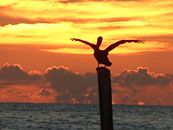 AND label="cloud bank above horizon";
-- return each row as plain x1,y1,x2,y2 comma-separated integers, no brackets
0,63,173,105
